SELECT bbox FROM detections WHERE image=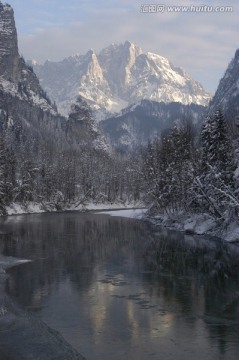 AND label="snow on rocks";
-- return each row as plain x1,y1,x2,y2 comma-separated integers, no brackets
145,210,239,243
183,214,217,235
4,201,145,217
